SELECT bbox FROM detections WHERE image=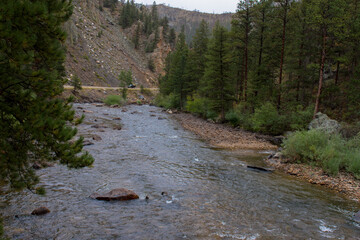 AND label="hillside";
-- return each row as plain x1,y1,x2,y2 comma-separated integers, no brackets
155,4,233,43
62,1,233,88
64,0,161,88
